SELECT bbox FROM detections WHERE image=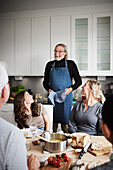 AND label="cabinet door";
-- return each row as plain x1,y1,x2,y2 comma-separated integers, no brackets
15,18,30,76
93,12,113,76
0,20,14,75
51,16,70,60
31,17,50,76
71,14,93,76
